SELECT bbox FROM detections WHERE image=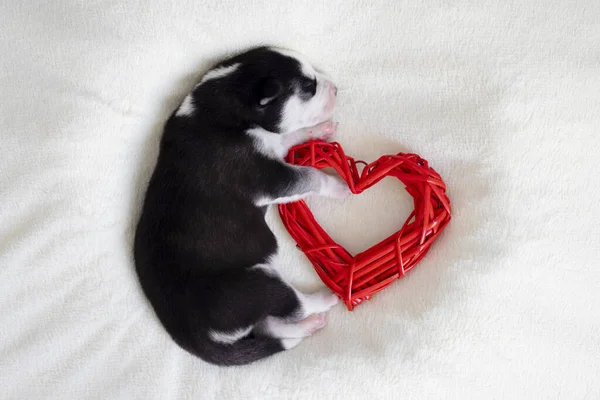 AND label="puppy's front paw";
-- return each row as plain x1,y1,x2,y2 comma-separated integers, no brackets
320,174,352,199
309,121,338,142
